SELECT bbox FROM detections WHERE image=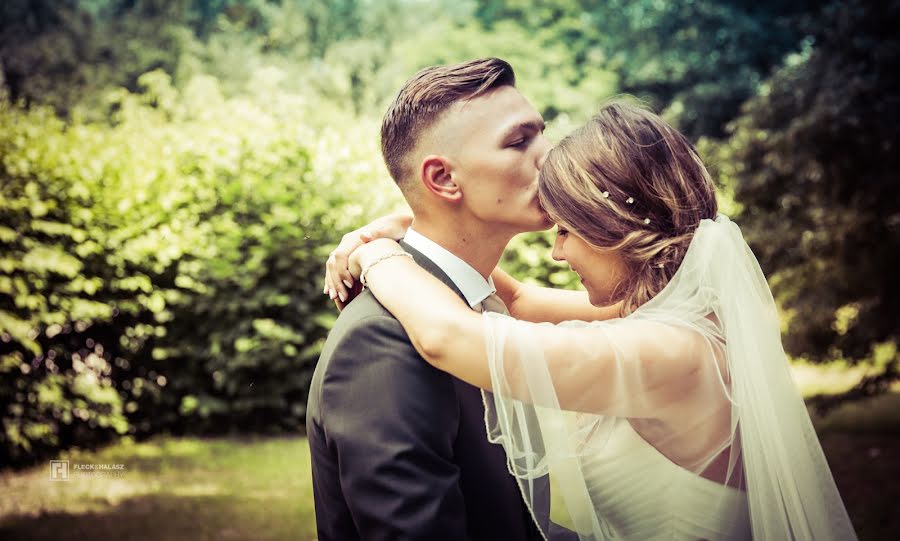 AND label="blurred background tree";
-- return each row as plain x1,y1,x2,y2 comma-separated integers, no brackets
1,0,898,470
472,0,826,137
705,0,900,410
